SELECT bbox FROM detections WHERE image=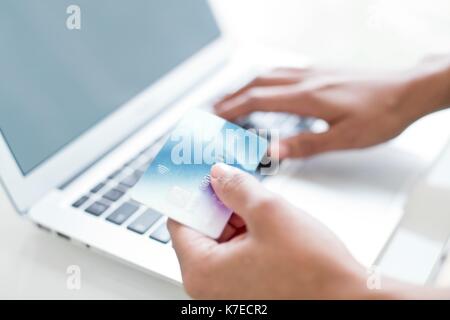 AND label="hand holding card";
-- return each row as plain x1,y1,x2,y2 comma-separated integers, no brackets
130,110,268,239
